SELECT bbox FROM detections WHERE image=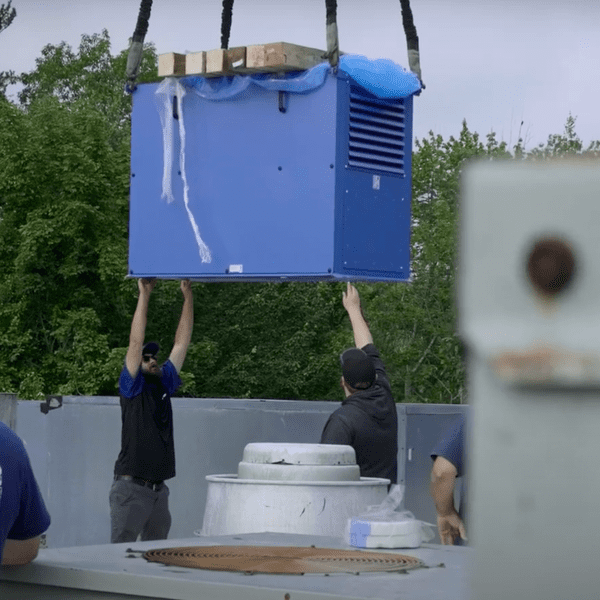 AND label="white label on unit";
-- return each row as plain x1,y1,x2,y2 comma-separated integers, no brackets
229,264,243,273
373,175,381,190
